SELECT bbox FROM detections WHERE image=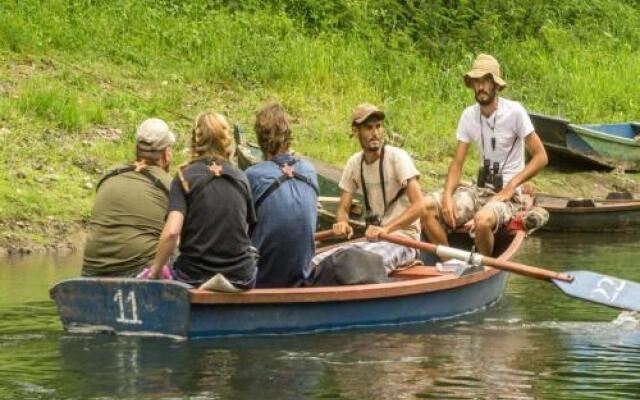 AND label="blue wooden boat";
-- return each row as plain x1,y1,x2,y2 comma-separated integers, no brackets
50,231,525,338
568,123,640,171
529,113,640,171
